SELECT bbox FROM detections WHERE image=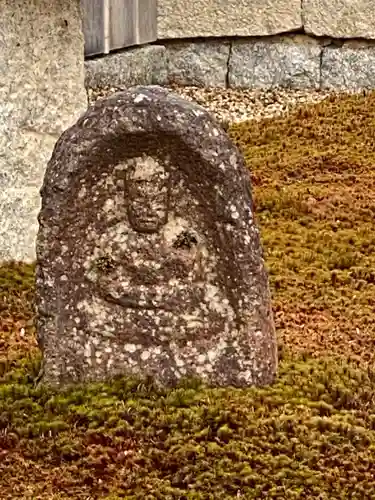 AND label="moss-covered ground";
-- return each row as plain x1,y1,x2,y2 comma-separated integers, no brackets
1,91,375,498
